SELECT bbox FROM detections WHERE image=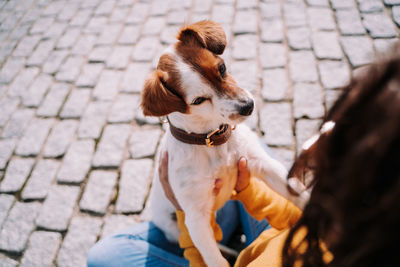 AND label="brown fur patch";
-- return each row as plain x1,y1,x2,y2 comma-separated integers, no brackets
141,55,187,116
175,42,242,99
158,54,185,100
177,20,226,55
